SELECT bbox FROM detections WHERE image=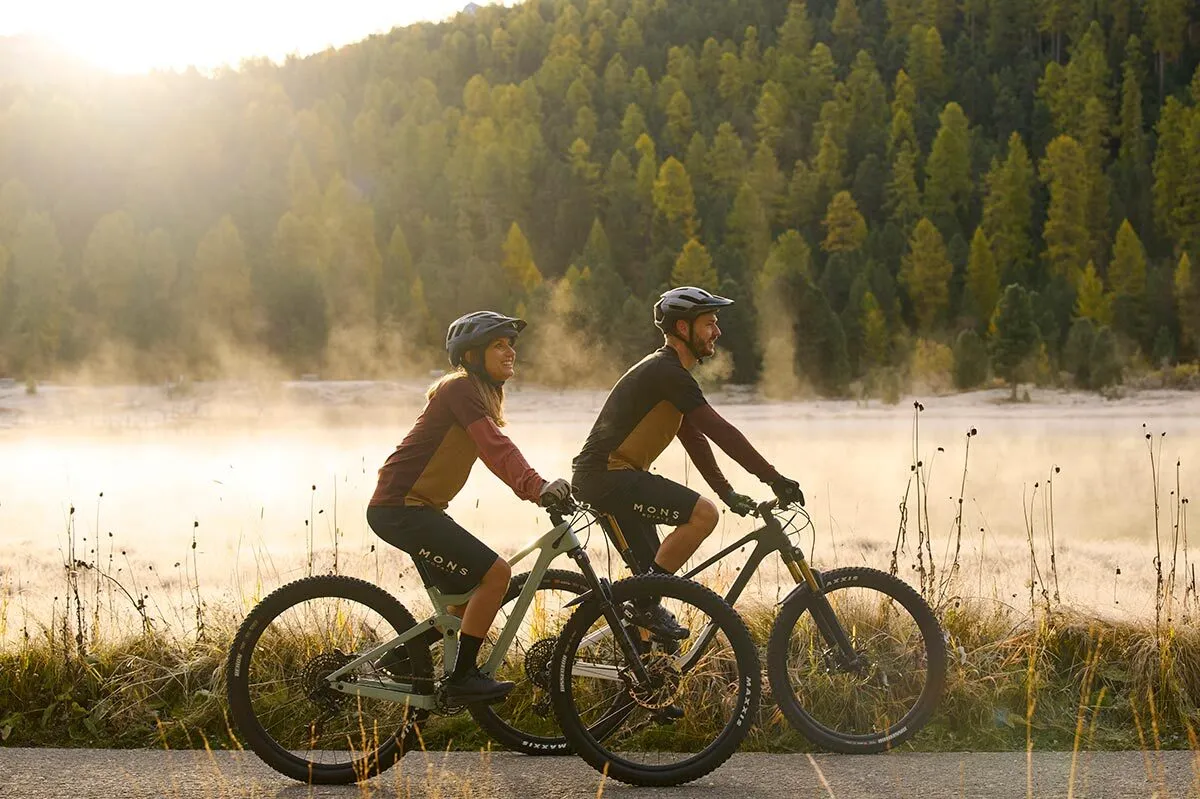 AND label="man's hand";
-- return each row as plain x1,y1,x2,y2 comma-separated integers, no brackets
722,490,757,517
770,476,805,507
539,478,572,507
